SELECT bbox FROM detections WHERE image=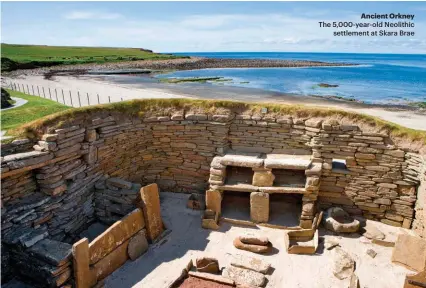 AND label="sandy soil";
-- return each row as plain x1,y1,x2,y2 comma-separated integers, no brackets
4,75,426,131
104,192,415,288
